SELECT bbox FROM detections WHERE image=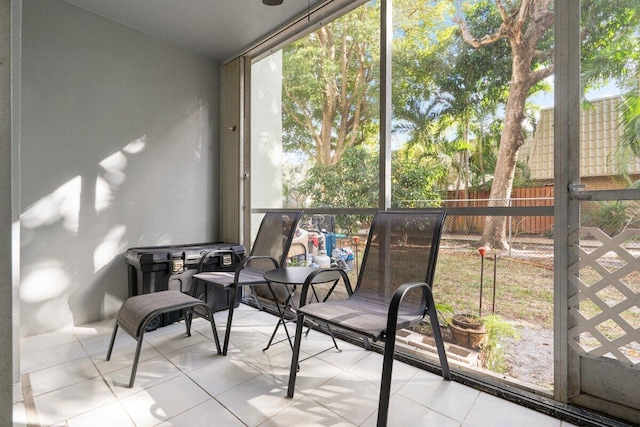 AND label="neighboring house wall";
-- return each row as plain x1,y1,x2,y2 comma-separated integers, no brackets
20,0,220,336
520,96,640,189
